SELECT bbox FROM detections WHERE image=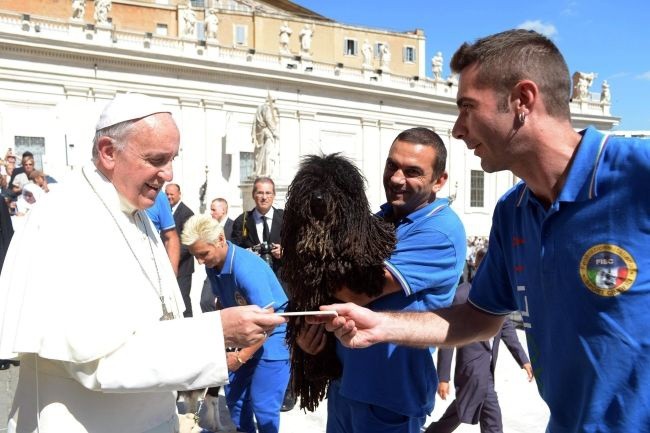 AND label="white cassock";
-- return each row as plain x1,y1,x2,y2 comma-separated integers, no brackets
0,165,229,433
